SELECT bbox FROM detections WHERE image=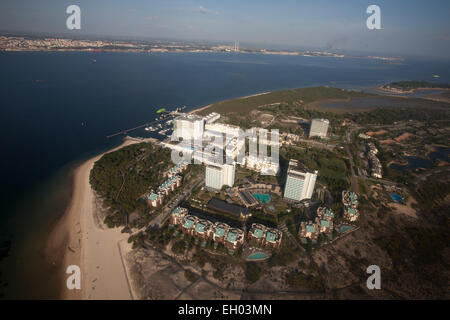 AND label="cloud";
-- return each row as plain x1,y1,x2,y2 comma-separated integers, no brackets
198,6,220,15
173,6,220,15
